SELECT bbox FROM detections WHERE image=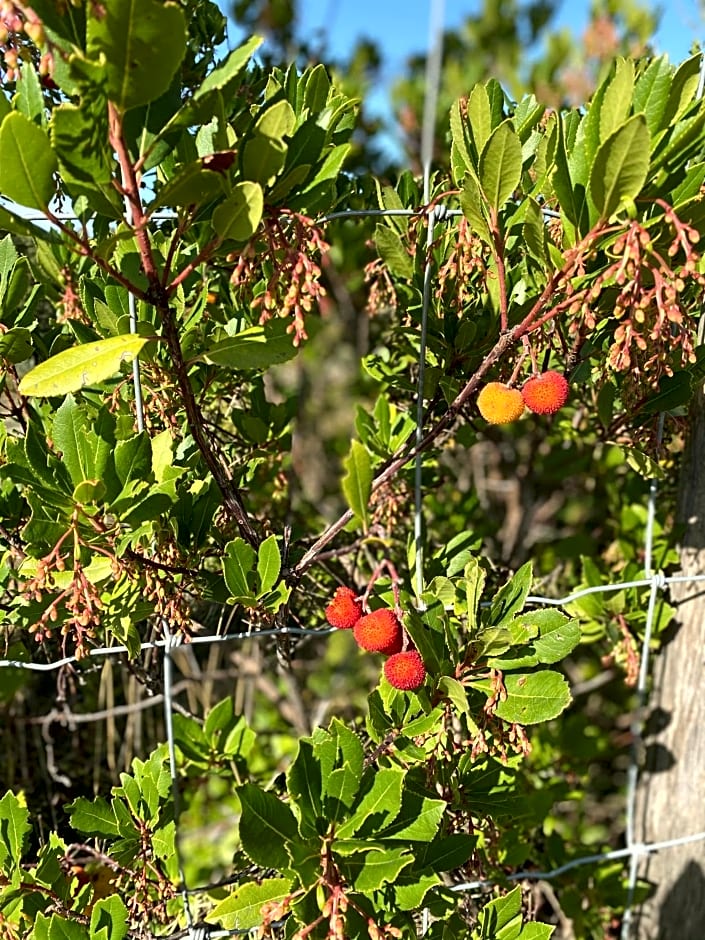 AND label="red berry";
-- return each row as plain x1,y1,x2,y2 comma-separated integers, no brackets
384,650,426,690
325,586,362,629
521,370,569,415
353,609,403,655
